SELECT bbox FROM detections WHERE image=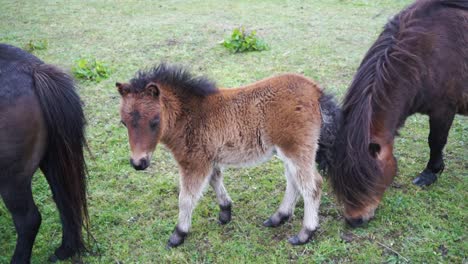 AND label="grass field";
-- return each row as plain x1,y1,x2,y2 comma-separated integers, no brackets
0,0,467,263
